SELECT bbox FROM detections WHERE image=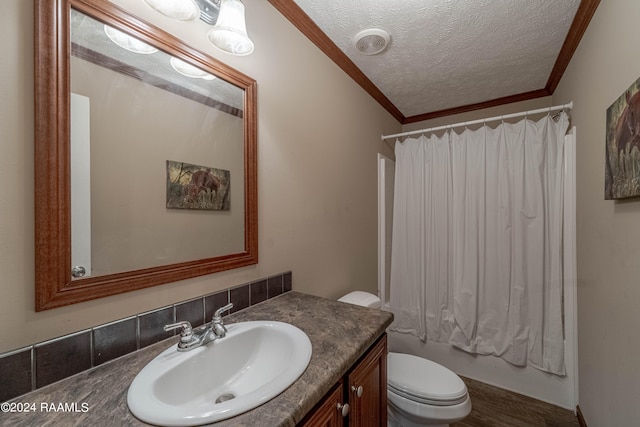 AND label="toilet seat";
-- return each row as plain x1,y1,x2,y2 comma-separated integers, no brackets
388,352,468,407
